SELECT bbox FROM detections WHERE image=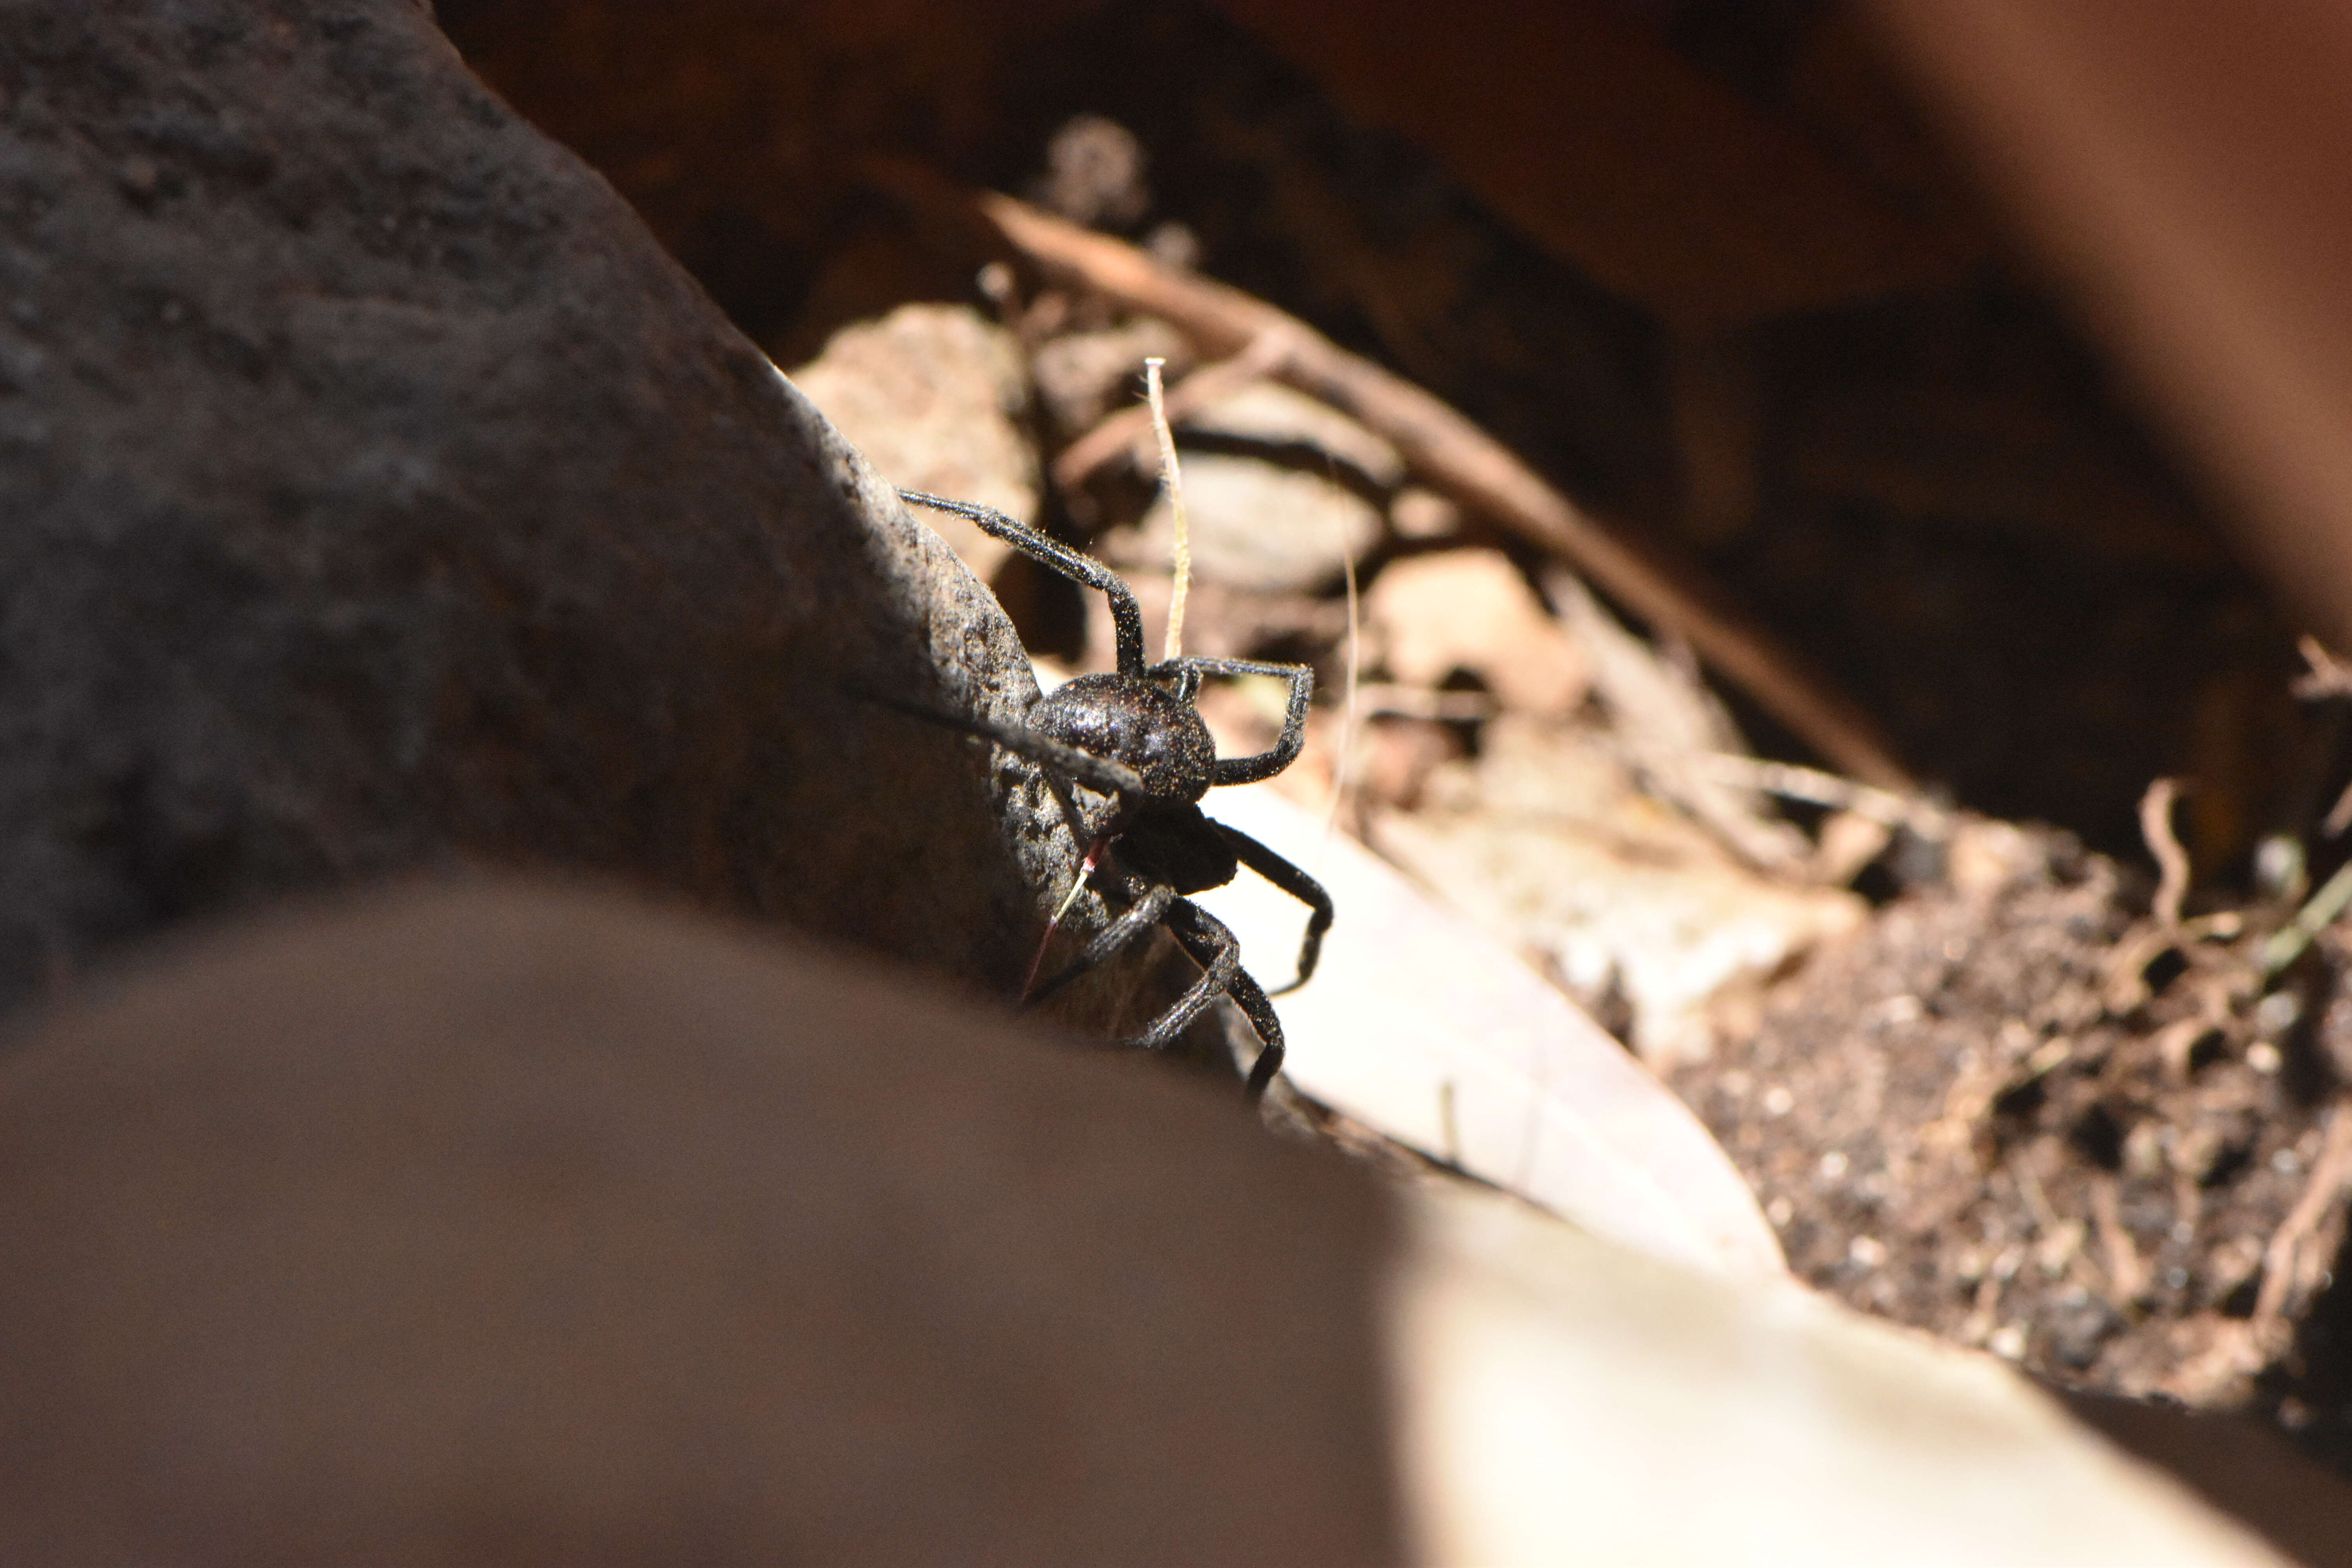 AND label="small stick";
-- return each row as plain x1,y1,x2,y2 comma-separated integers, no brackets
1348,682,1499,721
2253,1107,2352,1330
2325,780,2352,839
902,173,1914,789
1319,505,1364,860
2090,1176,2149,1303
2259,857,2352,977
1051,329,1292,492
2138,777,2190,927
2292,634,2352,699
1680,751,1948,835
1144,358,1190,662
